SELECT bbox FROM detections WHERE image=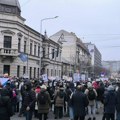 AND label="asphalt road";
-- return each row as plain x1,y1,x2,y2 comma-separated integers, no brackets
11,109,103,120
